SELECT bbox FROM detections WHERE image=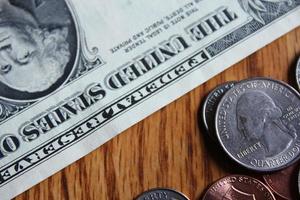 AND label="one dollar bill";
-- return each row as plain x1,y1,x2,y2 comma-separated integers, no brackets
0,0,299,199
